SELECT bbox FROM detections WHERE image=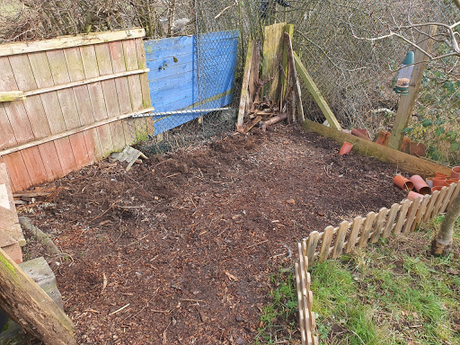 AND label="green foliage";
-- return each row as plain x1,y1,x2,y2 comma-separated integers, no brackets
255,267,298,344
